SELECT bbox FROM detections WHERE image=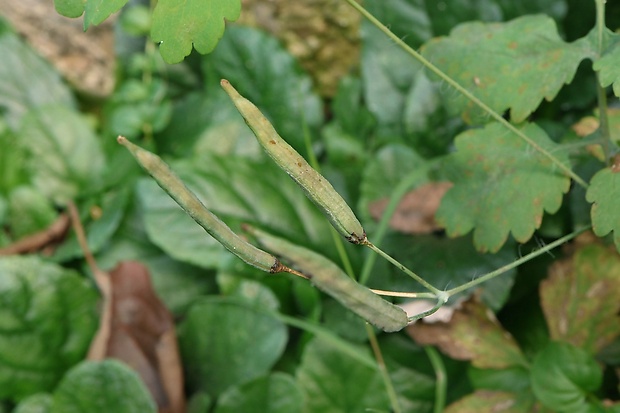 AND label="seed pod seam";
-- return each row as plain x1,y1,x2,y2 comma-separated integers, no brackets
117,136,284,273
244,225,408,332
221,79,366,244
